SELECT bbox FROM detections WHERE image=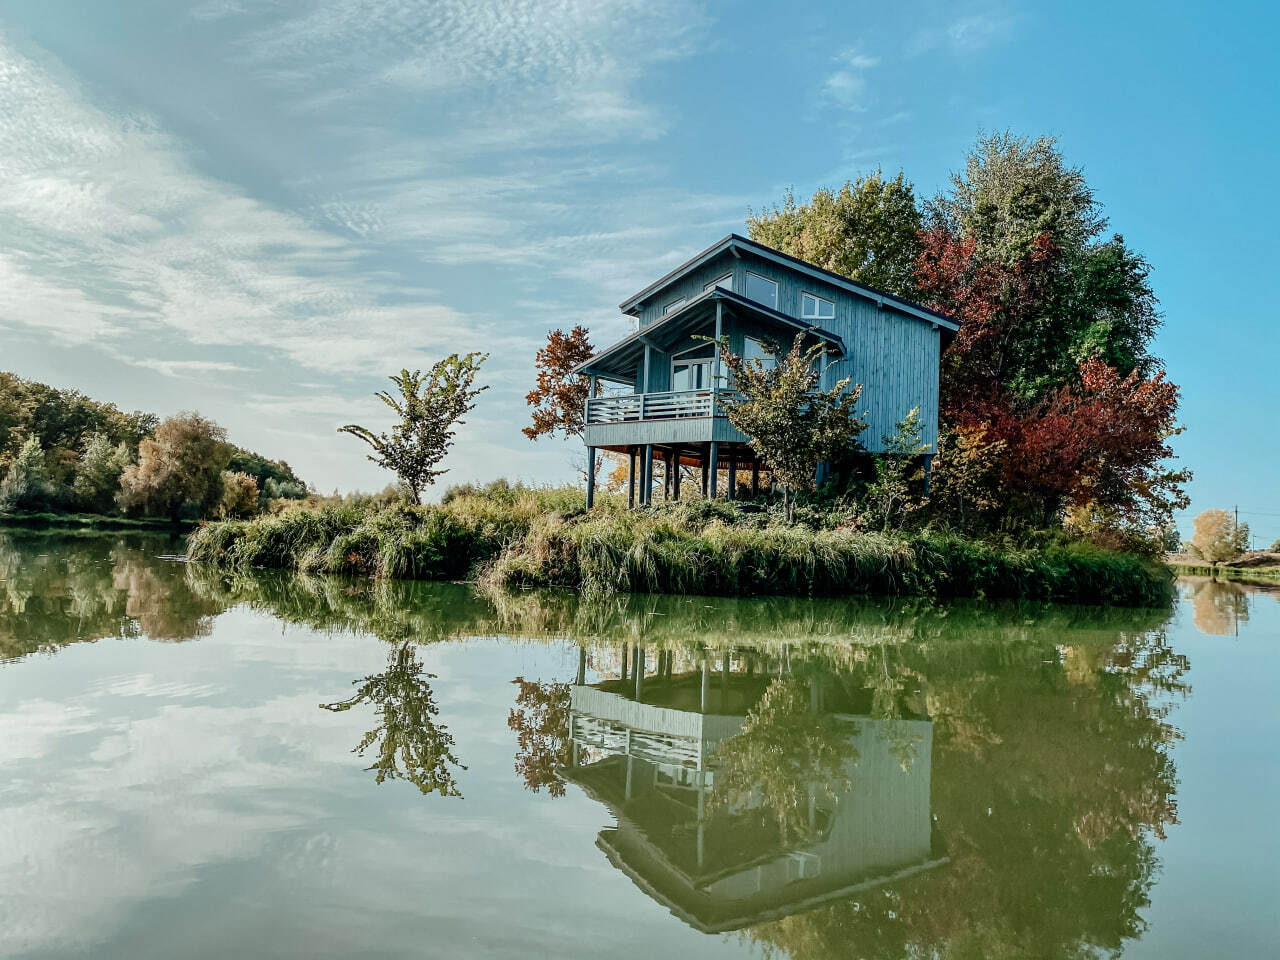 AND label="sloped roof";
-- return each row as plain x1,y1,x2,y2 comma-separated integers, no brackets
619,234,959,331
573,287,844,381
